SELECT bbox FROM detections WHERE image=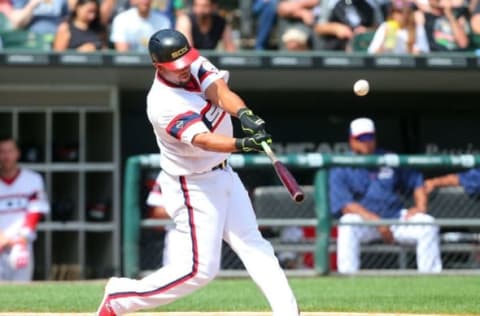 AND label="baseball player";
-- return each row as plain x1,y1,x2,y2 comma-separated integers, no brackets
96,29,299,316
0,136,50,281
424,168,480,196
329,118,442,274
